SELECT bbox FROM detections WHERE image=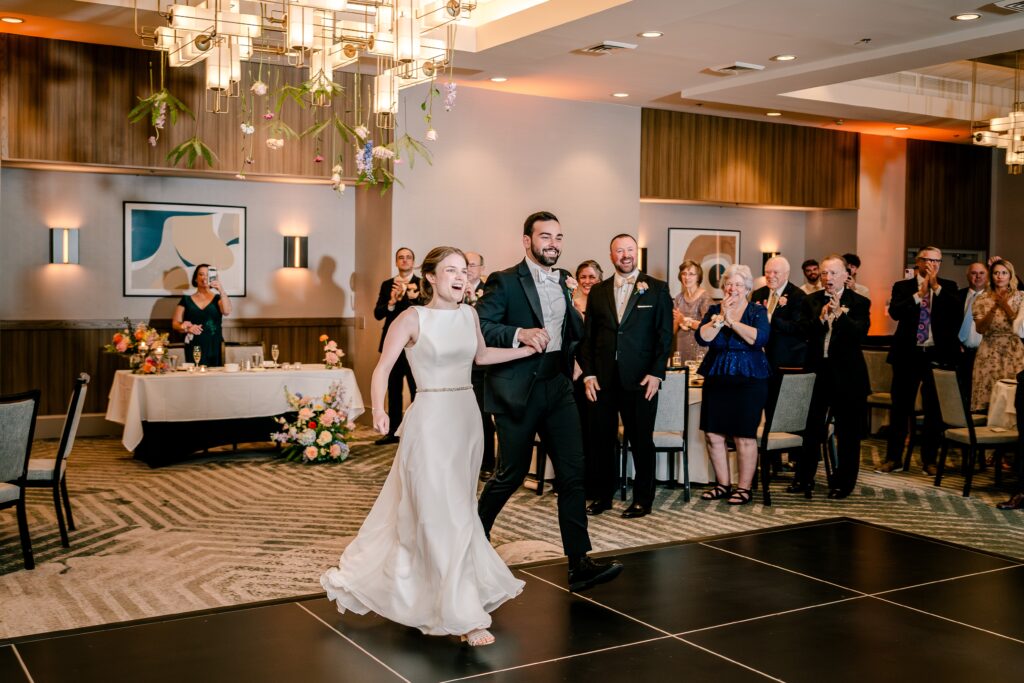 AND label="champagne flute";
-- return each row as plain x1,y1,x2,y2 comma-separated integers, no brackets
271,344,280,367
192,345,202,366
